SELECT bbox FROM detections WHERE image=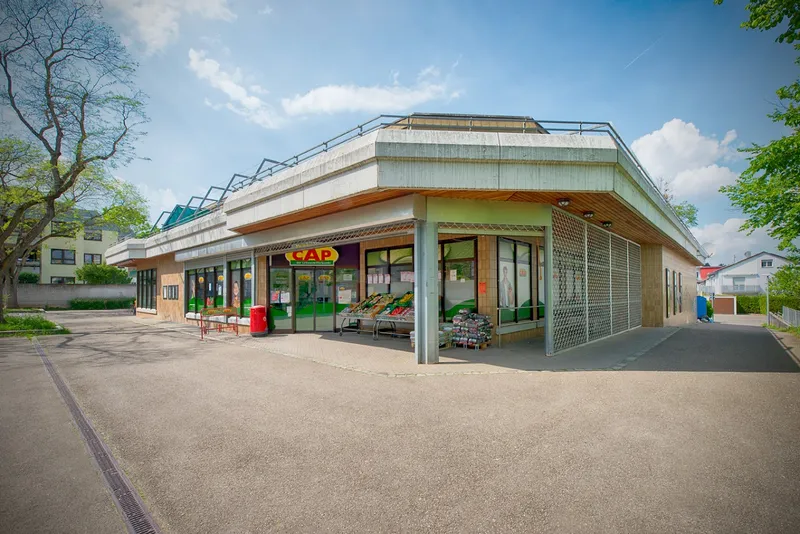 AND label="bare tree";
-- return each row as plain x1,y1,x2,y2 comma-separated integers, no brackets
0,0,147,321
